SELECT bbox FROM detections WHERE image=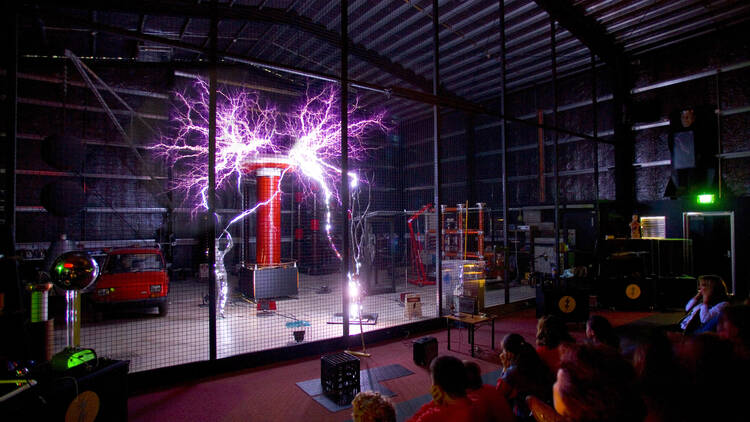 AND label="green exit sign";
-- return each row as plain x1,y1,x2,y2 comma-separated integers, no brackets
697,193,715,204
